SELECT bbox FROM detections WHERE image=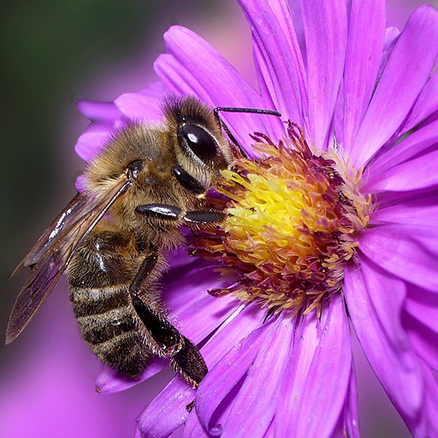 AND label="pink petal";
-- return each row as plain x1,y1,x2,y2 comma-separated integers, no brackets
183,411,209,438
75,100,124,162
405,287,438,335
95,358,168,395
302,0,348,150
171,293,238,346
137,376,194,438
77,100,122,122
358,225,438,292
114,85,163,121
351,6,438,167
367,118,438,184
294,294,352,438
404,286,438,370
74,128,110,162
339,0,386,153
272,311,320,434
137,304,262,438
404,71,438,132
162,253,227,312
370,193,438,228
376,27,400,81
329,367,360,438
238,0,307,126
344,369,360,438
405,311,438,372
367,147,438,193
74,175,87,192
196,323,272,436
345,259,438,436
220,315,293,438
